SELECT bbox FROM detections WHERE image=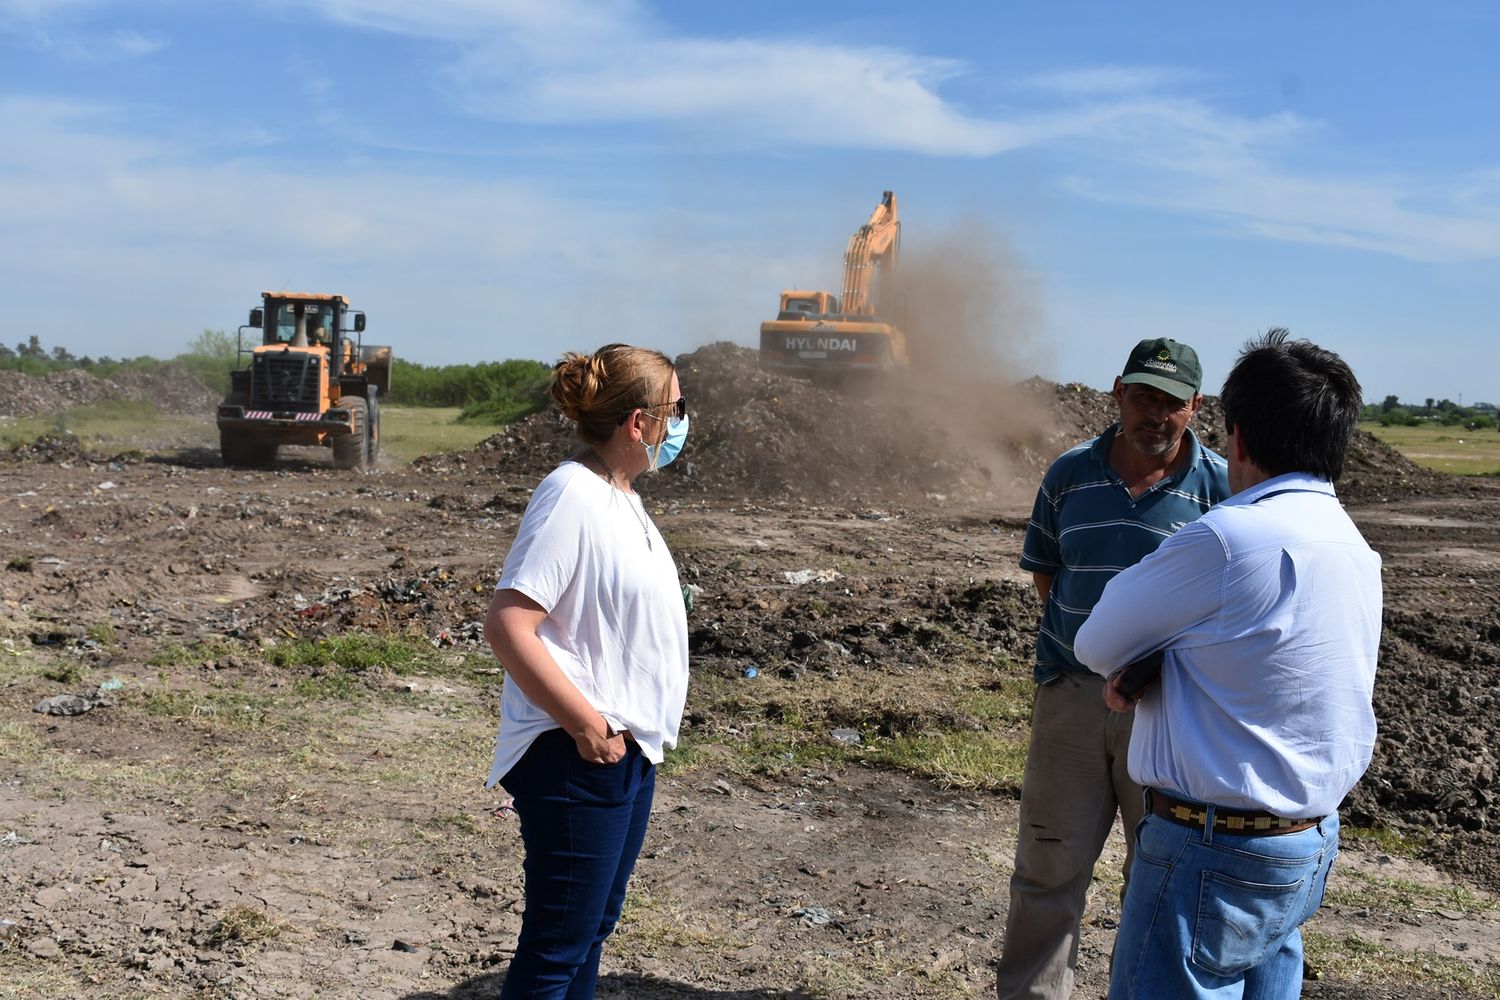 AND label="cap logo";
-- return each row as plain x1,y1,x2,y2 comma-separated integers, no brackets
1156,348,1172,361
1141,358,1178,373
